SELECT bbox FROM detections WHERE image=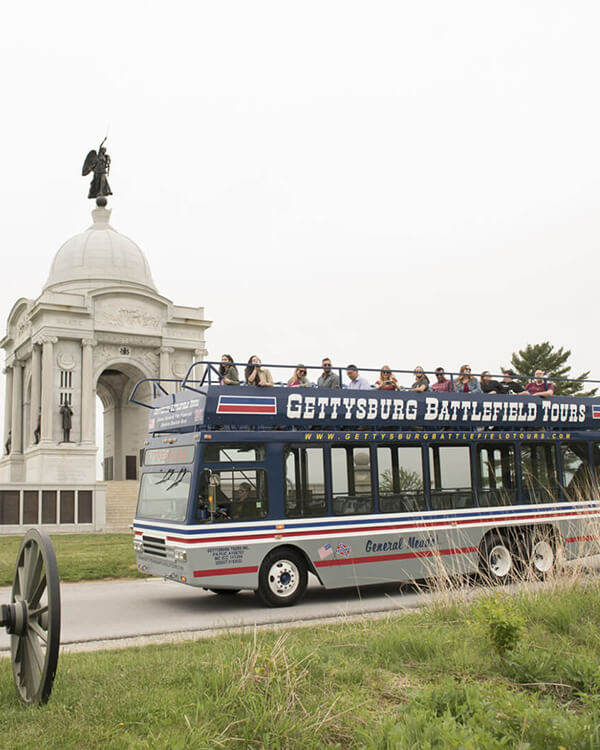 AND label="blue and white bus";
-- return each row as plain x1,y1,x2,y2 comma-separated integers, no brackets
130,362,600,606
